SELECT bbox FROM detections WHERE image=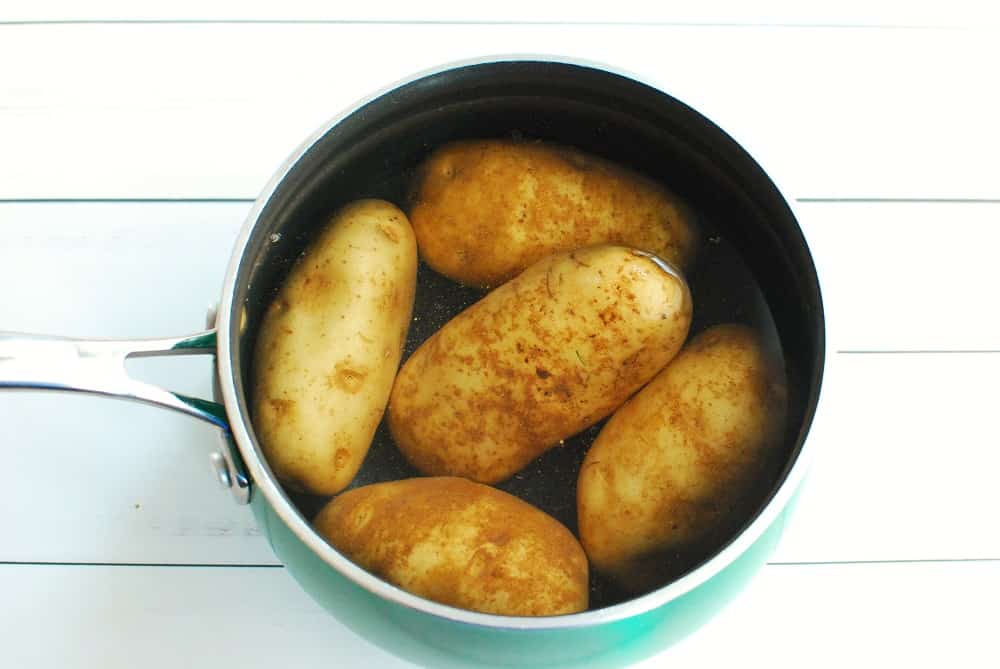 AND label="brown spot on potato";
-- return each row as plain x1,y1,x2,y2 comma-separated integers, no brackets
299,272,334,302
331,363,369,394
377,222,400,244
267,398,294,420
334,448,351,472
